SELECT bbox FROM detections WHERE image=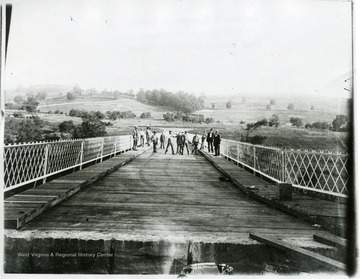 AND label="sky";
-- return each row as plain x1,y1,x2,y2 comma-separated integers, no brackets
4,0,353,97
